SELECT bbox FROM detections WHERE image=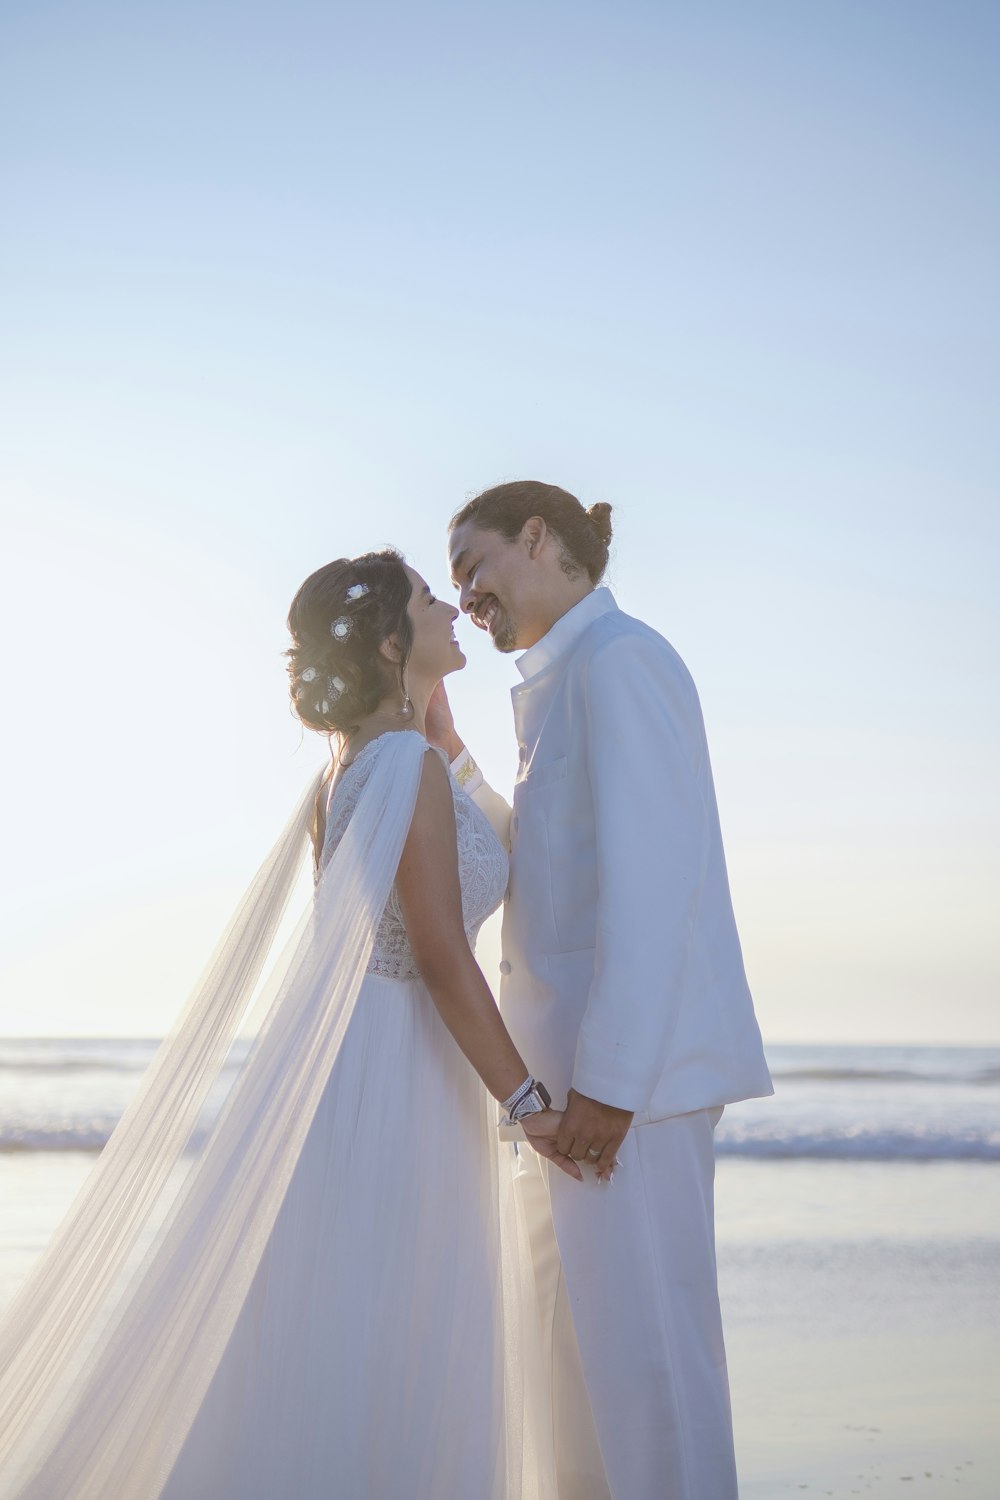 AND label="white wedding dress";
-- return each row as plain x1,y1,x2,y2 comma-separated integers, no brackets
0,732,552,1500
160,733,512,1497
